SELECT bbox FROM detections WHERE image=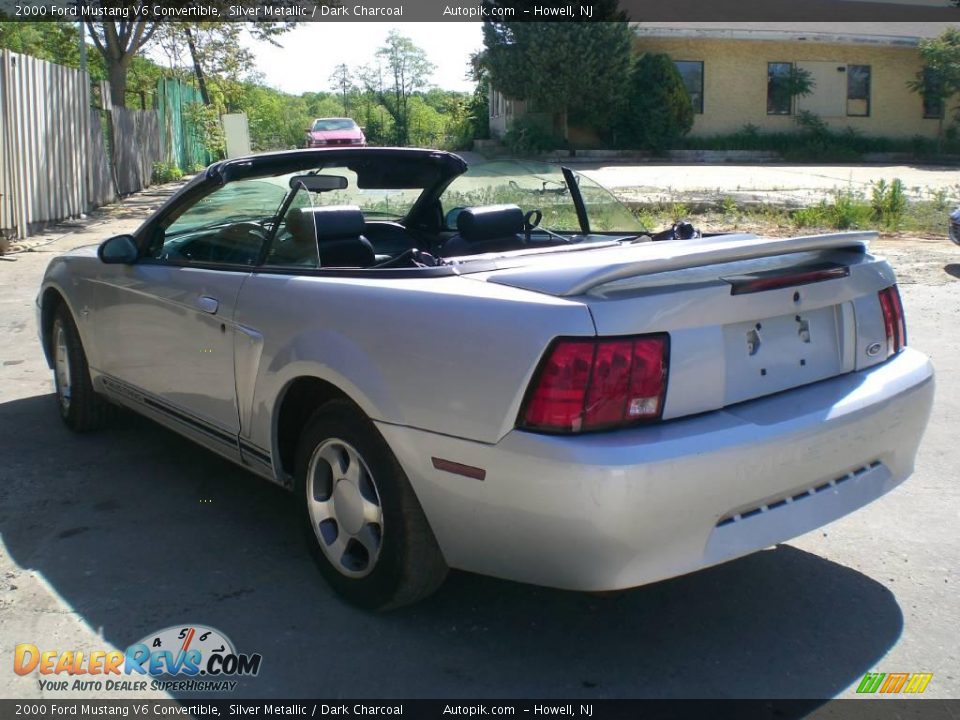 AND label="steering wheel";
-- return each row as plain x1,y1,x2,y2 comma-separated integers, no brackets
216,221,268,242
